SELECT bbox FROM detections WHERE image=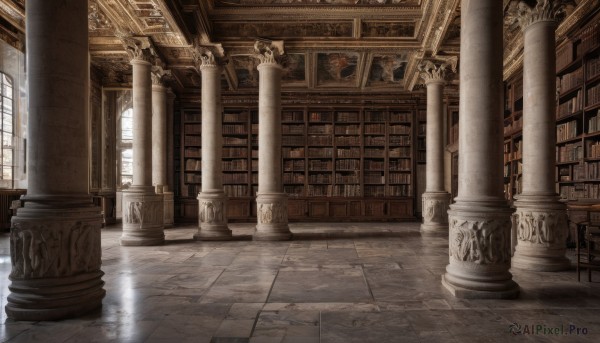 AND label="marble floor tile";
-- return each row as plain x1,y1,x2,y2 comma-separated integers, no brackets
1,222,600,342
